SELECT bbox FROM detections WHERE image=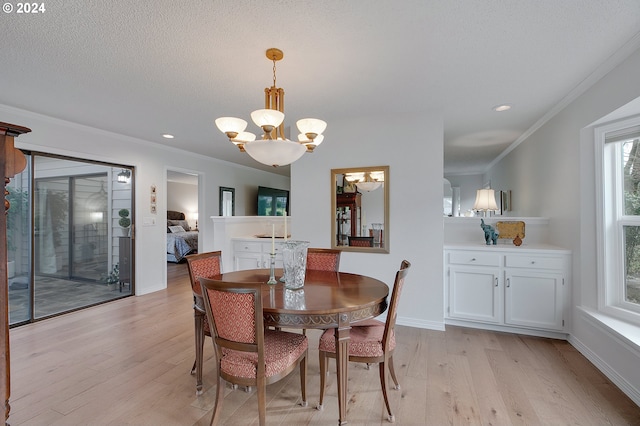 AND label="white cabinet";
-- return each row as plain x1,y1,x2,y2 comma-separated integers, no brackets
448,251,501,324
233,238,284,271
445,245,571,337
504,254,565,330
